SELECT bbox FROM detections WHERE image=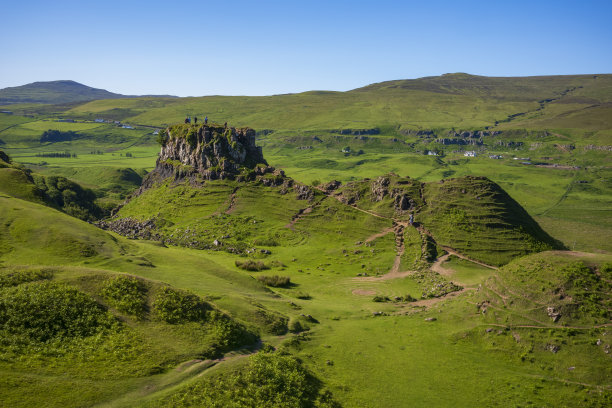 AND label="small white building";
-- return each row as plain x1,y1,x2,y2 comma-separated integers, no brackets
427,150,439,156
464,151,477,157
94,118,104,123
